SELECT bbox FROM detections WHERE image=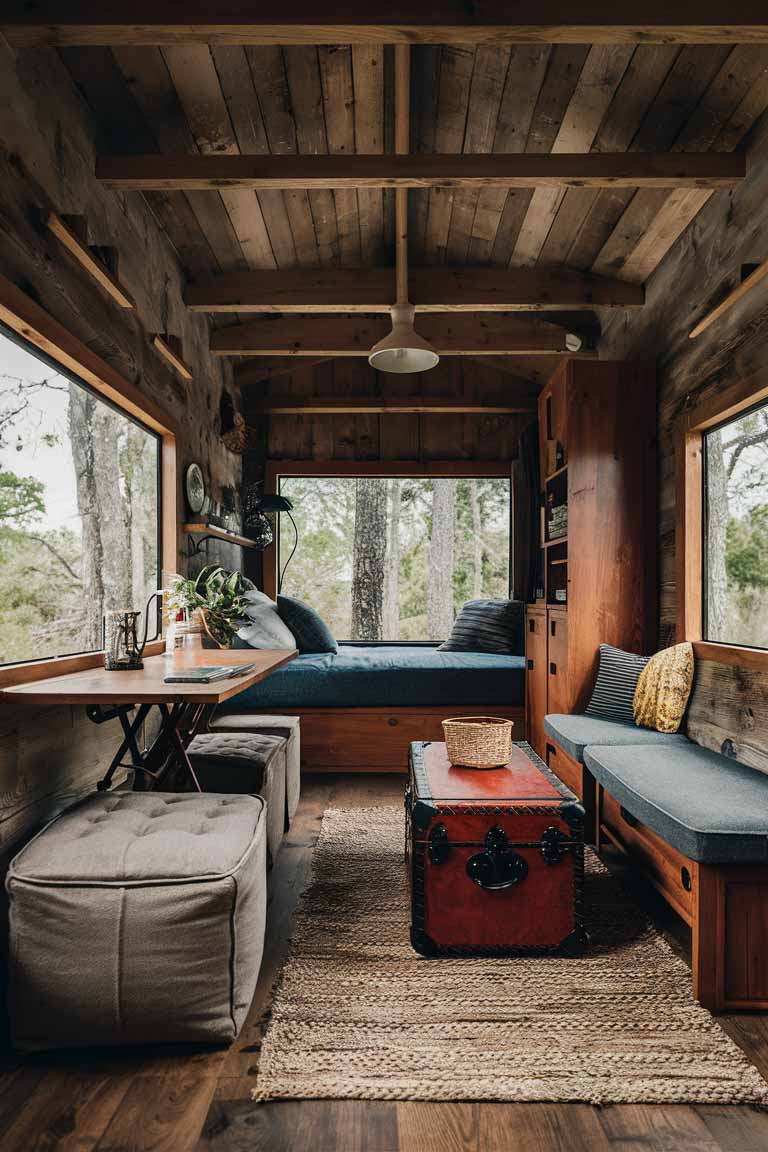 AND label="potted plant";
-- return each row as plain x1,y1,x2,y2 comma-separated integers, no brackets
165,566,254,648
